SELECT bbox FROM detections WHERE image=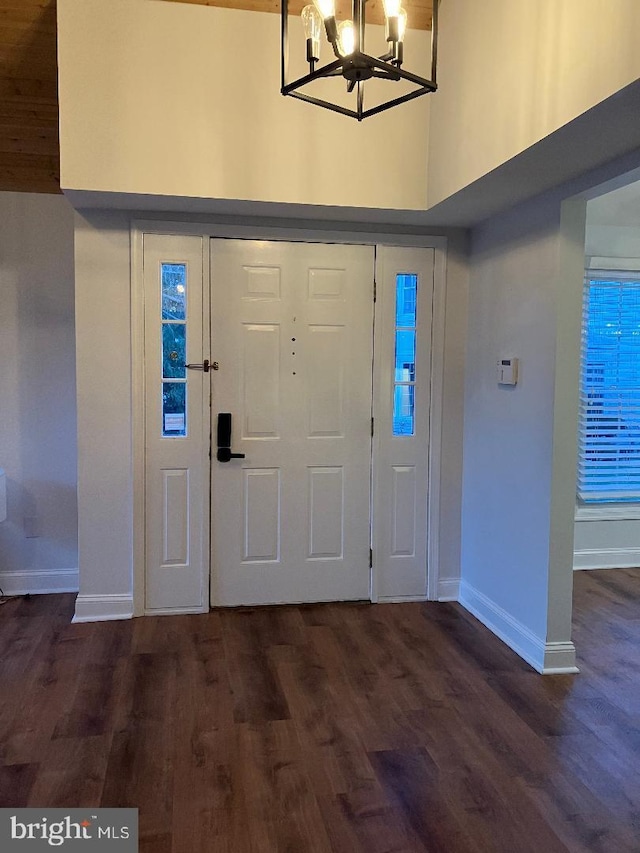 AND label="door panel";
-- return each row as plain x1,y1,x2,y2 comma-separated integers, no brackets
243,468,281,562
210,239,374,607
391,465,417,557
373,247,434,599
308,466,344,559
242,323,280,437
144,234,209,612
